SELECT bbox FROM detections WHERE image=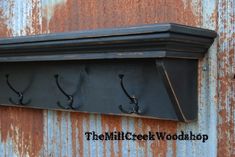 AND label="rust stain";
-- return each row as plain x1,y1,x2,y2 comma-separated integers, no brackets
217,44,235,156
165,0,201,26
217,63,235,157
0,106,44,157
23,0,43,35
70,112,89,157
101,115,123,157
0,1,44,157
41,0,200,33
0,8,12,37
31,0,42,35
217,0,235,155
141,118,177,157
